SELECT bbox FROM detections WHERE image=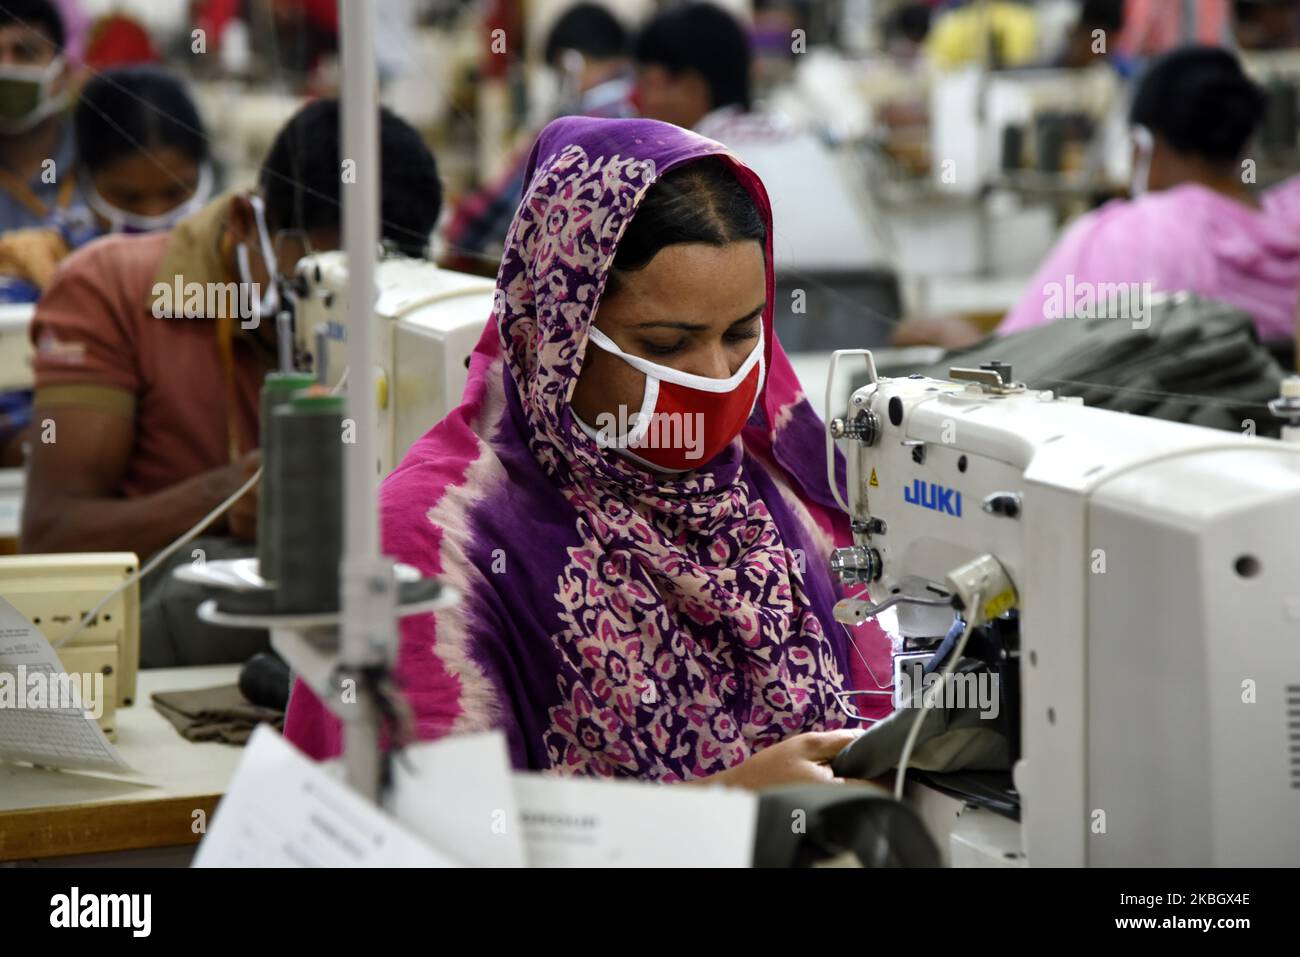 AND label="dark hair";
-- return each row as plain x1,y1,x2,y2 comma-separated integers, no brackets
74,66,207,175
885,3,933,44
259,99,443,259
1080,0,1125,31
634,3,752,112
0,0,63,53
1234,0,1299,22
544,3,628,66
609,156,764,291
1130,46,1266,162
